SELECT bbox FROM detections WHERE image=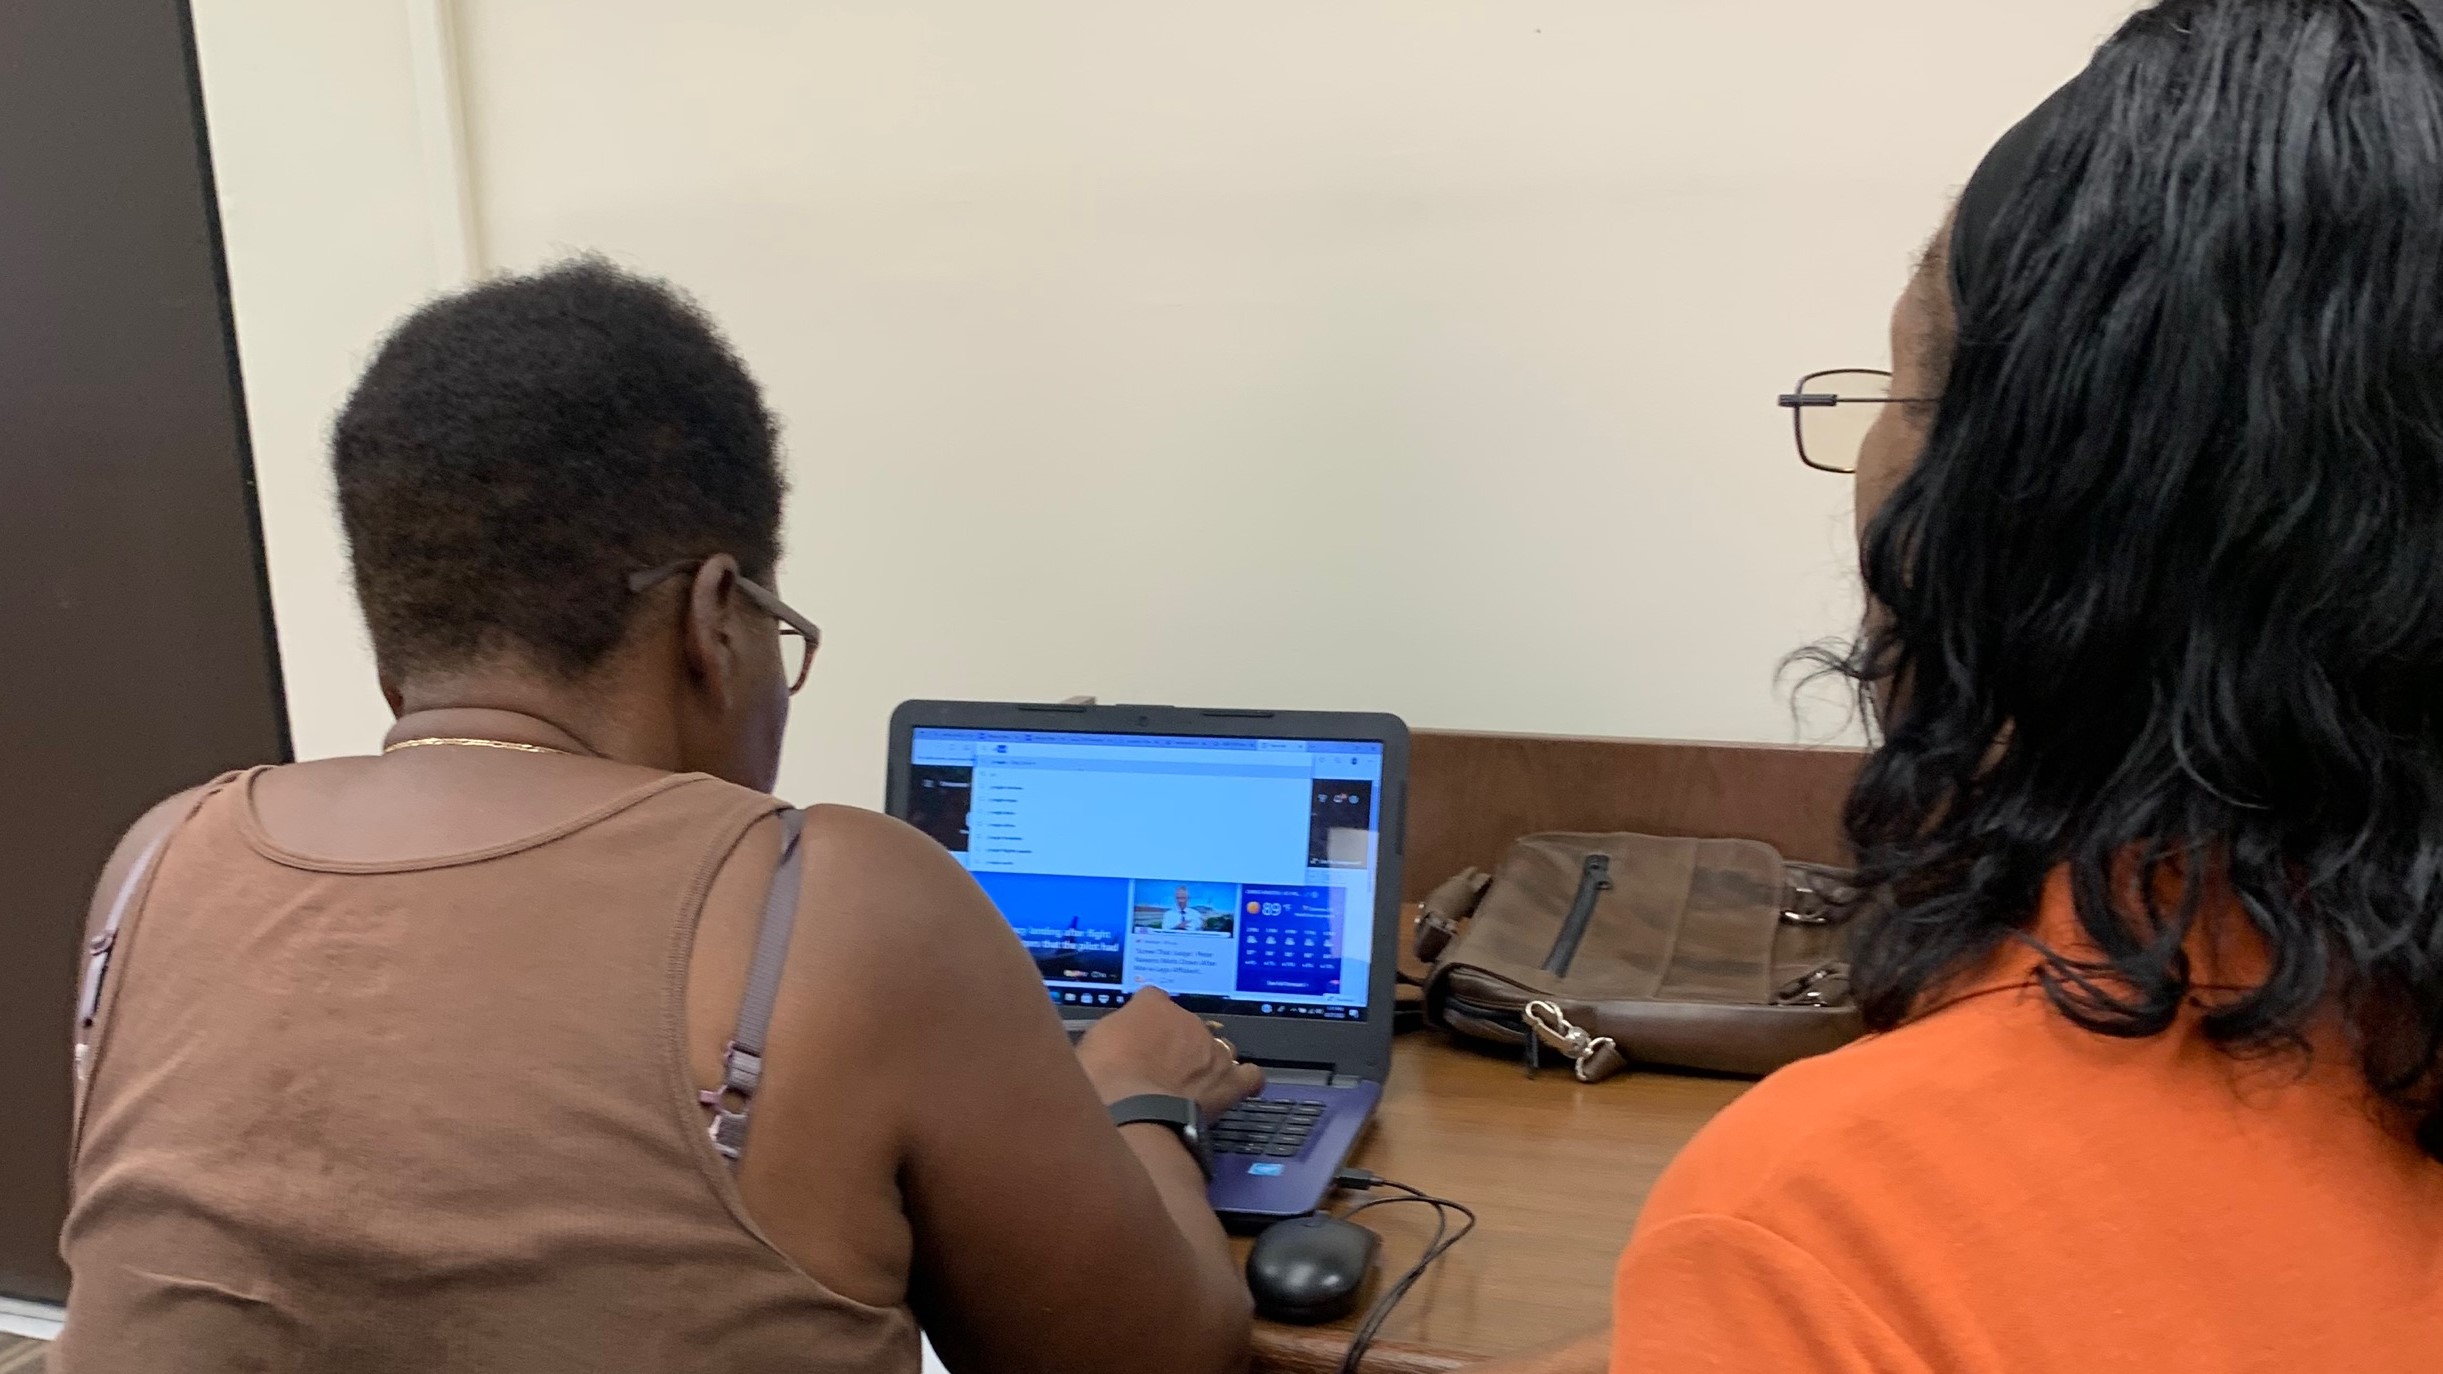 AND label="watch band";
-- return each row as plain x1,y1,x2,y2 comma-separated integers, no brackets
1107,1093,1212,1180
